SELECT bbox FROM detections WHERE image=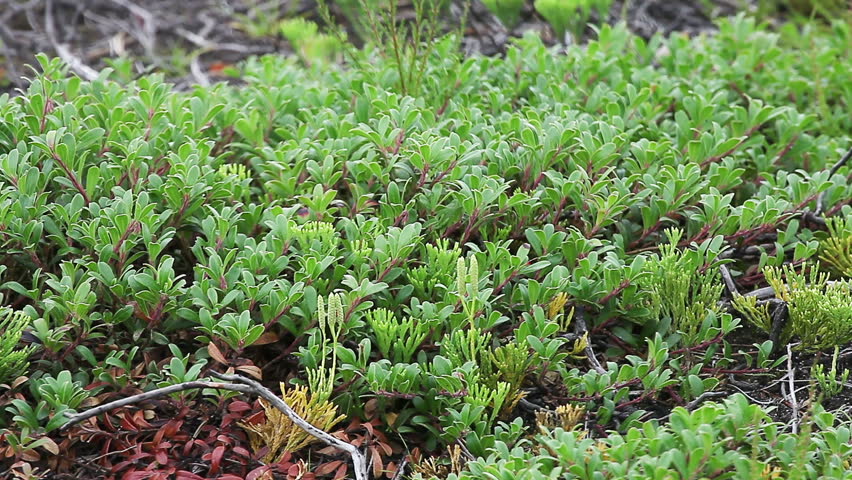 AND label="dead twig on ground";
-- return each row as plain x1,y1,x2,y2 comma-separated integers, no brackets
390,457,408,480
719,264,738,296
684,391,728,410
786,344,799,434
767,299,787,352
107,0,156,56
574,305,607,375
45,0,98,81
61,372,369,480
189,55,210,87
815,144,852,216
